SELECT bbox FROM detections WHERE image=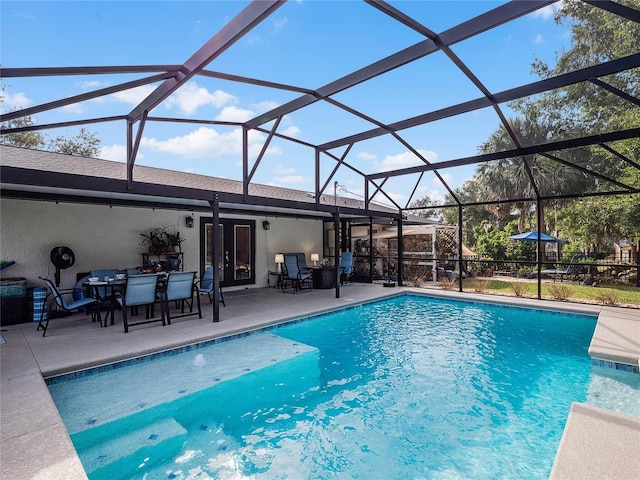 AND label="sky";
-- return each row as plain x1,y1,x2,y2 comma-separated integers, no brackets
1,1,572,209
